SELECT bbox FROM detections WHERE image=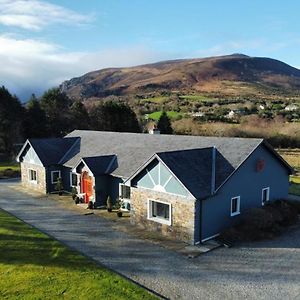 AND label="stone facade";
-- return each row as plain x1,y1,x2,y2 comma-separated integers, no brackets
21,162,47,193
130,187,196,244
